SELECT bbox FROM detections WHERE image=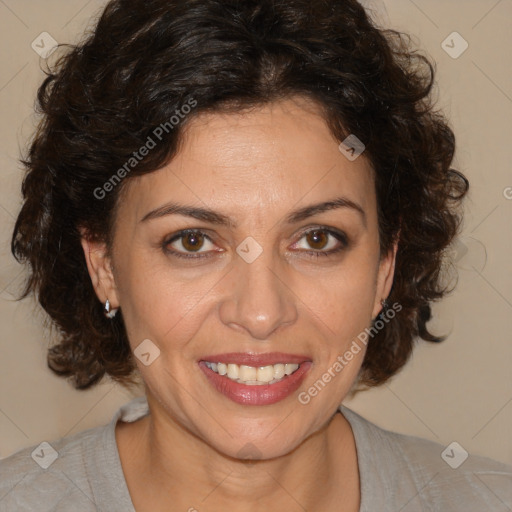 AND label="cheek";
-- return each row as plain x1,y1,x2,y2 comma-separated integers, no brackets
292,259,379,340
115,255,217,349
